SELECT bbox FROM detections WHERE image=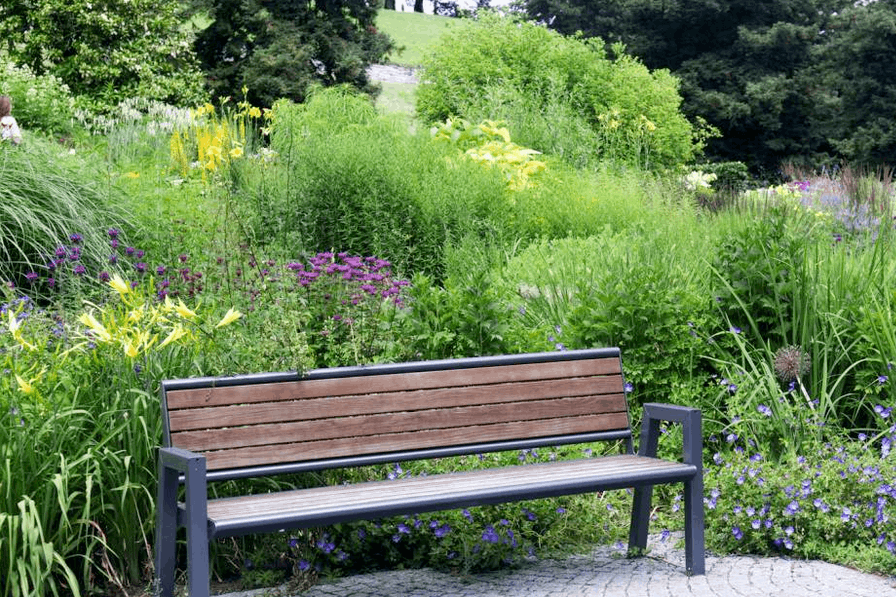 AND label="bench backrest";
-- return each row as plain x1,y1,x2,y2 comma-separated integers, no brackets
161,348,632,479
